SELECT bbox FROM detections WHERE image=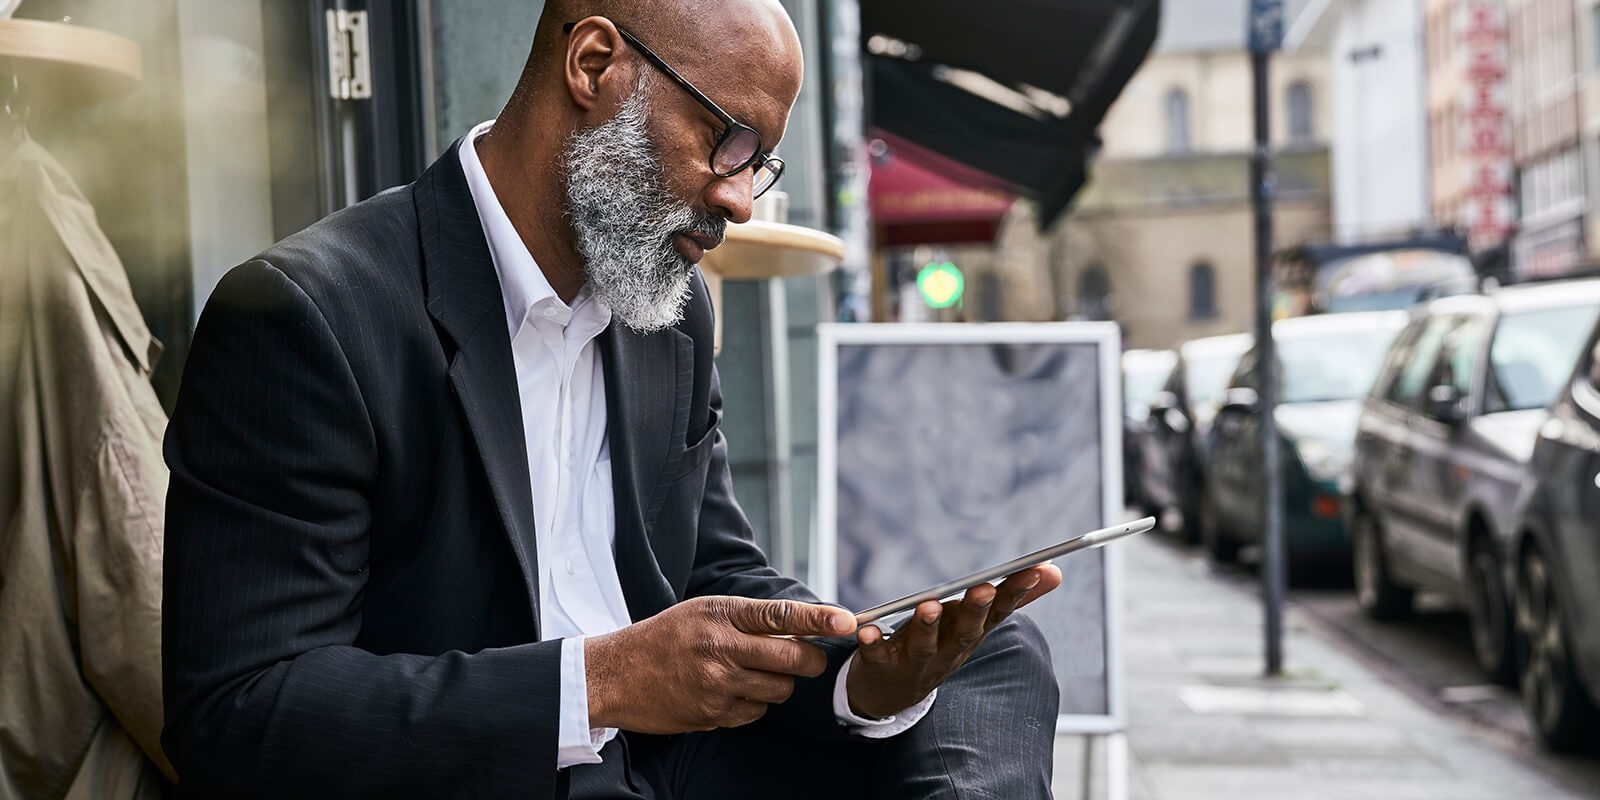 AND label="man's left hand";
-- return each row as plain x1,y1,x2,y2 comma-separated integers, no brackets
845,564,1063,719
